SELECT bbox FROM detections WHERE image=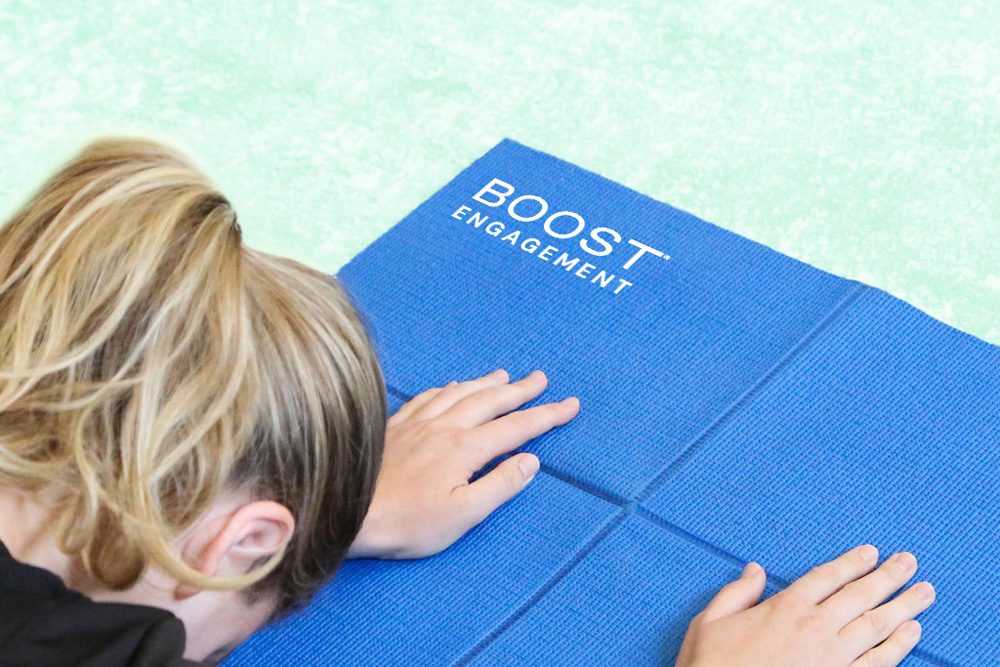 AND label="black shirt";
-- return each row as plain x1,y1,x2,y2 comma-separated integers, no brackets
0,537,203,667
